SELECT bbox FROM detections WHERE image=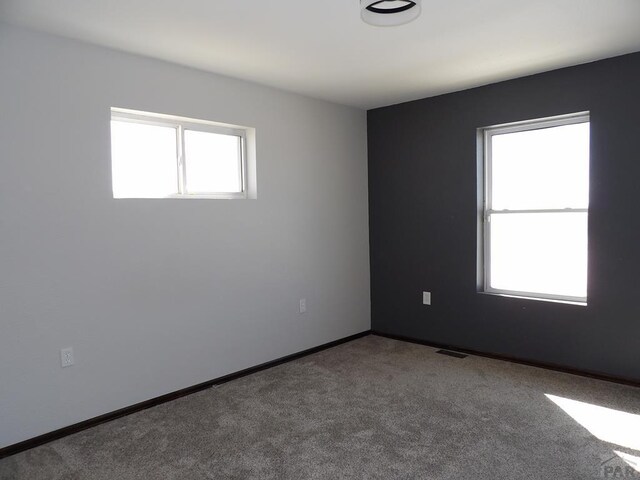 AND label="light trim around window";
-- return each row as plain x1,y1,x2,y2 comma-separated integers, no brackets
110,108,256,199
478,111,590,305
